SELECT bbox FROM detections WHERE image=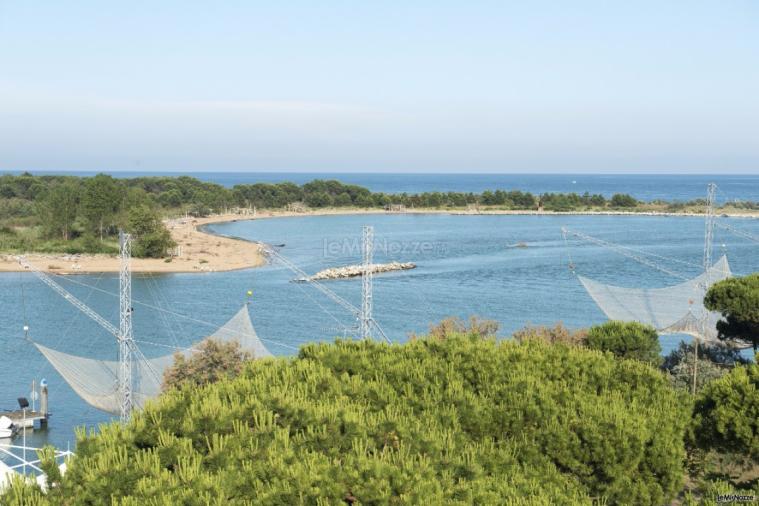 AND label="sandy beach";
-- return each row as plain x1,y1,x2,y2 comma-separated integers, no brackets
0,207,756,274
0,214,266,274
